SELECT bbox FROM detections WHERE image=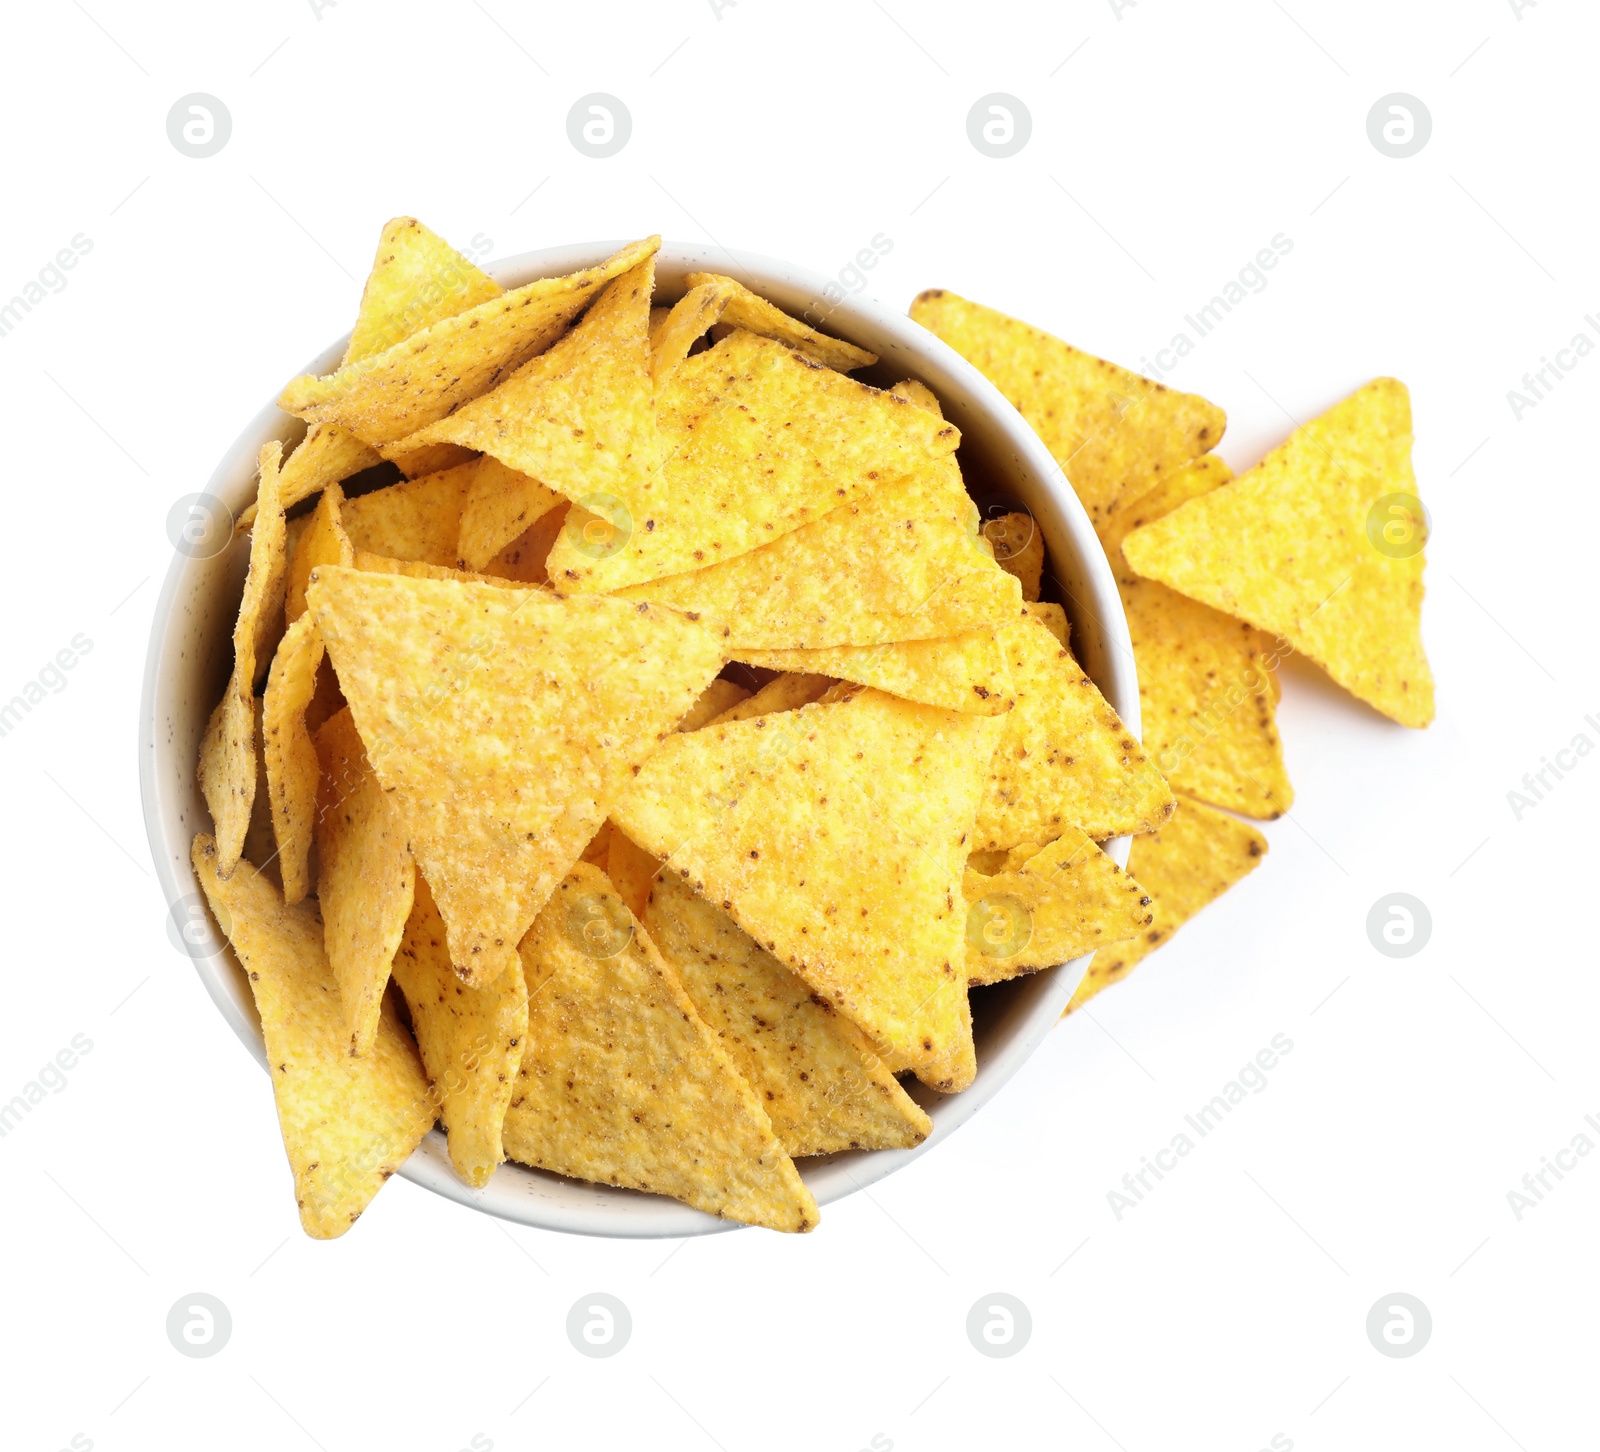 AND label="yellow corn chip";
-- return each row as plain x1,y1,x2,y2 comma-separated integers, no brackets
976,607,1174,848
278,237,661,447
243,219,503,526
1102,457,1293,818
341,460,478,567
455,458,564,571
738,629,1014,715
1067,794,1267,1012
963,826,1151,985
1027,601,1069,649
347,216,503,363
285,483,354,625
607,827,661,922
710,672,835,724
387,441,478,481
910,289,1225,524
610,689,1003,1090
391,872,526,1187
240,697,278,885
678,677,751,732
682,272,878,372
504,864,818,1232
1122,379,1432,727
264,425,382,523
313,707,416,1055
306,568,725,985
982,512,1044,601
644,873,931,1155
889,378,942,414
615,454,1019,648
199,443,287,874
651,278,736,385
389,257,660,506
546,330,961,592
480,500,569,585
262,613,325,904
191,834,434,1238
